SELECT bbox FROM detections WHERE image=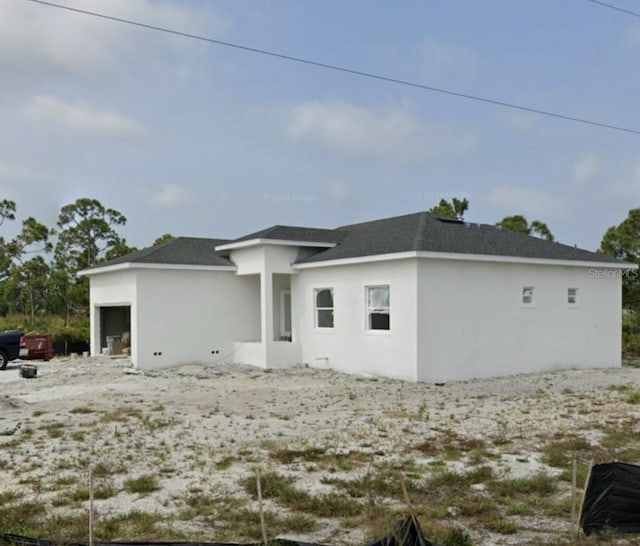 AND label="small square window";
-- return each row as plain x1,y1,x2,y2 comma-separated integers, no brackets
366,285,390,330
567,287,578,305
314,288,334,328
522,286,534,305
